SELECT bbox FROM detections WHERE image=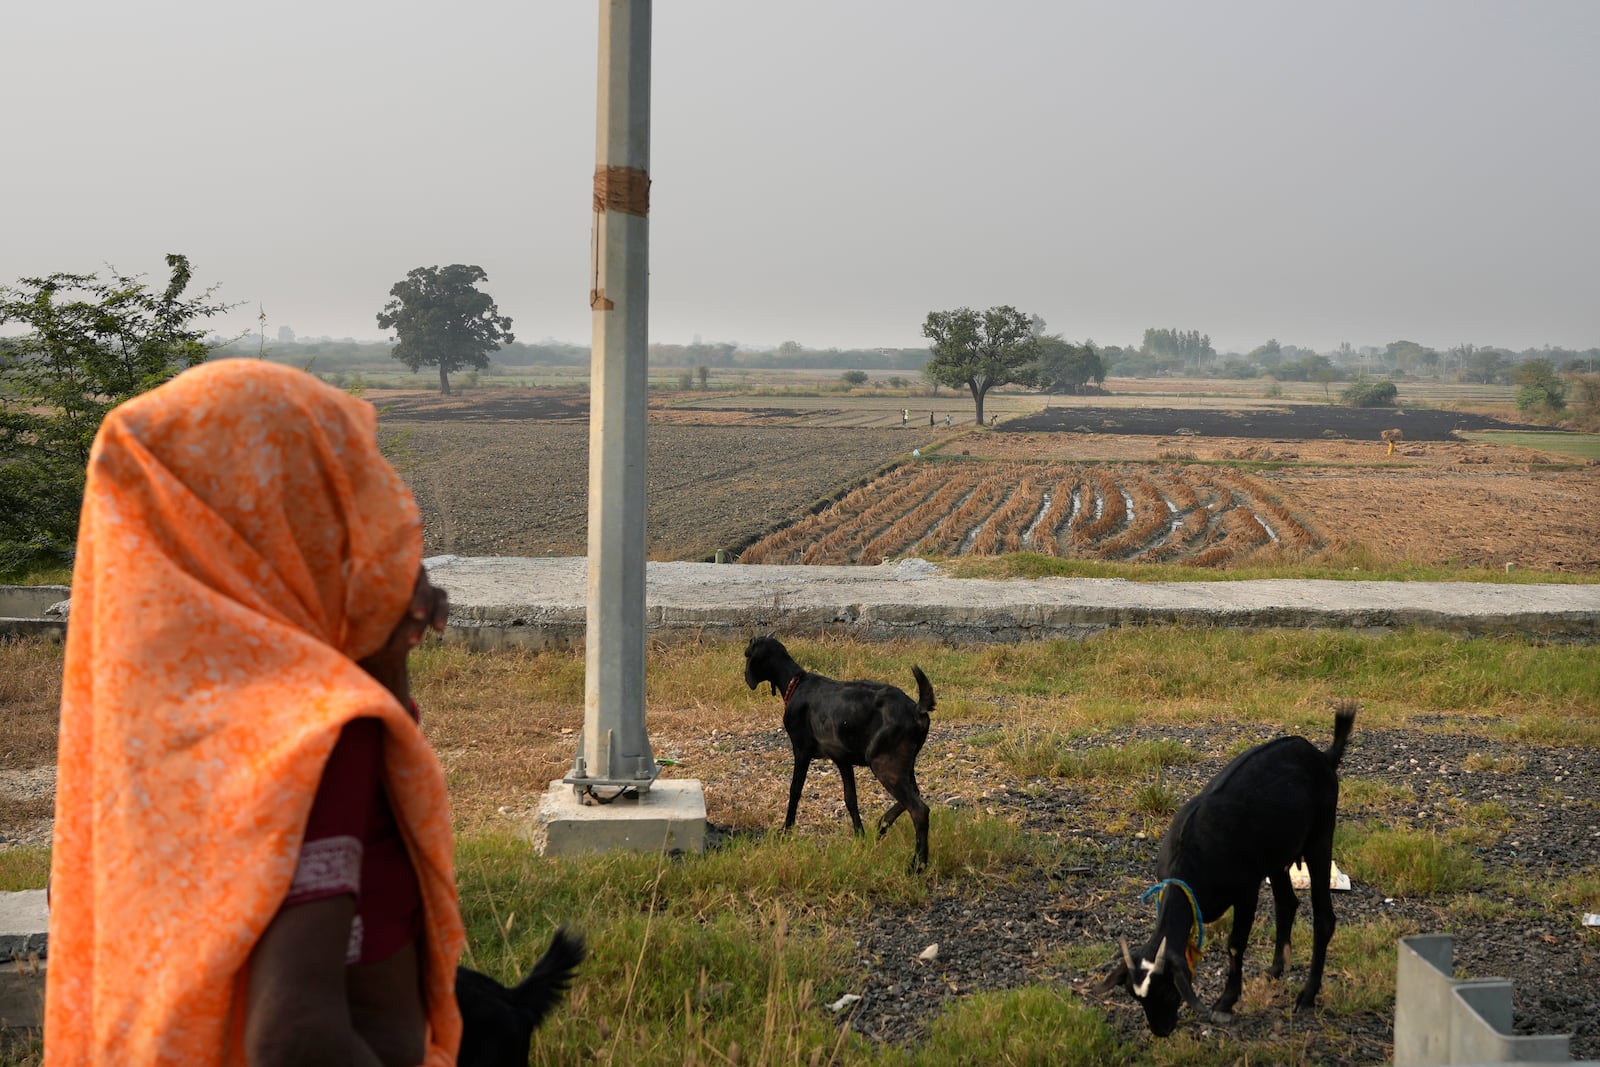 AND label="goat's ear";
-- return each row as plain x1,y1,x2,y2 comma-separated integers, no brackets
1095,960,1130,996
1171,958,1210,1018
